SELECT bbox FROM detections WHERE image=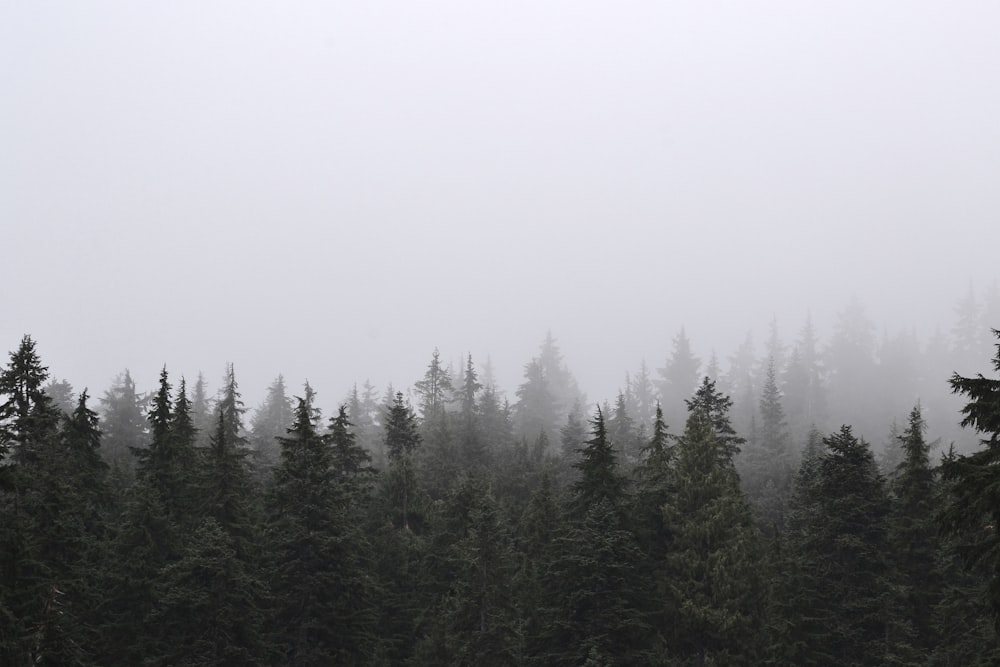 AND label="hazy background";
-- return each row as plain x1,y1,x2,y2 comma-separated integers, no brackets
3,1,999,407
